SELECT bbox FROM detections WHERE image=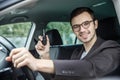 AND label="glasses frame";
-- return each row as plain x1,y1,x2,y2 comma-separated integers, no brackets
72,20,94,32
